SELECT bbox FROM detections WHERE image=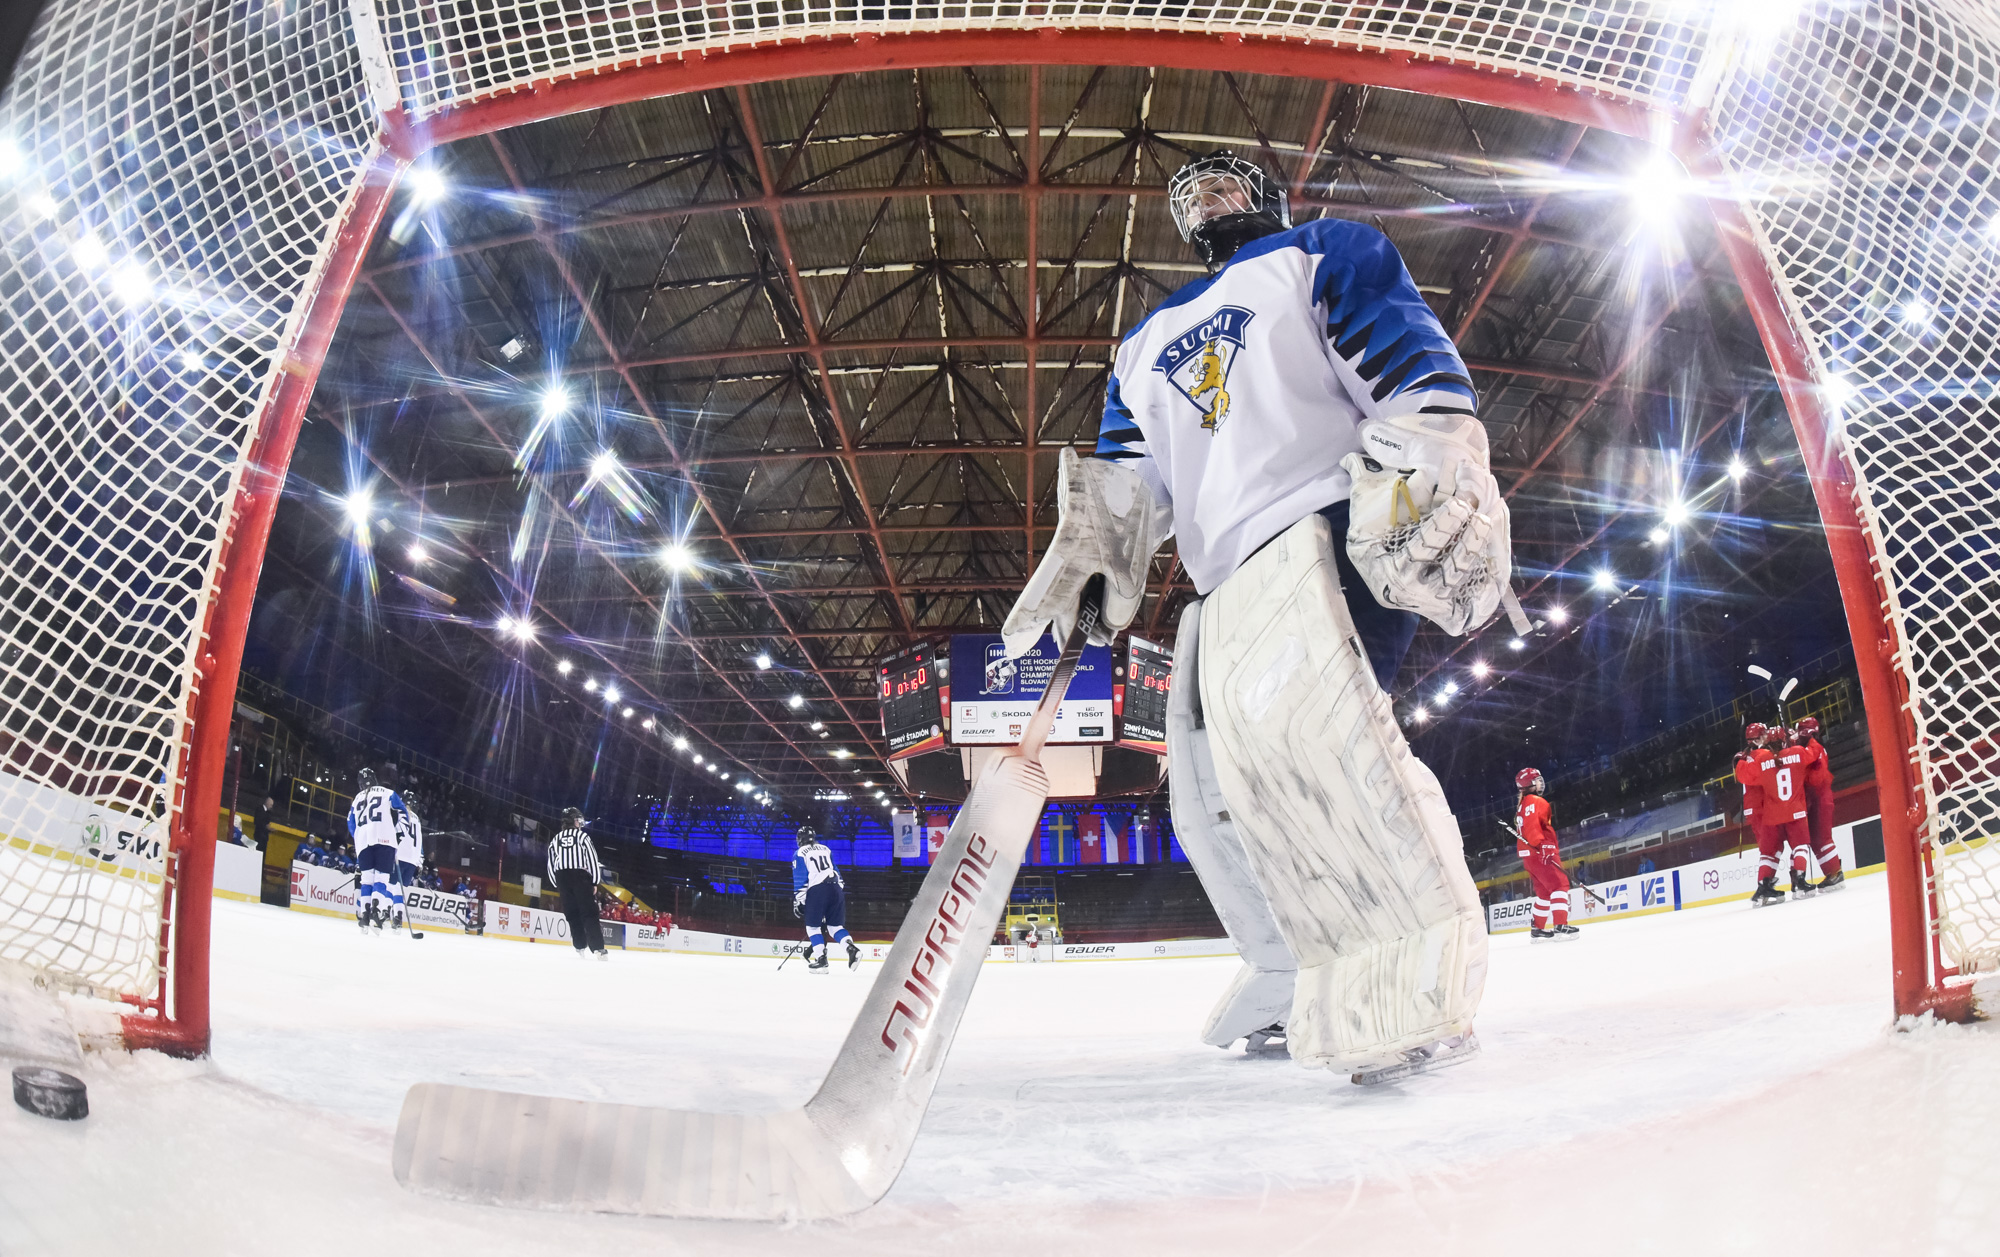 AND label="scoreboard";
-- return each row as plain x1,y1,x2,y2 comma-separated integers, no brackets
1118,636,1172,753
878,642,945,759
